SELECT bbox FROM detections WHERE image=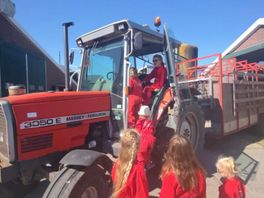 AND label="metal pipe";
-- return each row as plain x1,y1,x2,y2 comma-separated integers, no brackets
122,34,129,129
62,22,74,91
25,53,29,93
